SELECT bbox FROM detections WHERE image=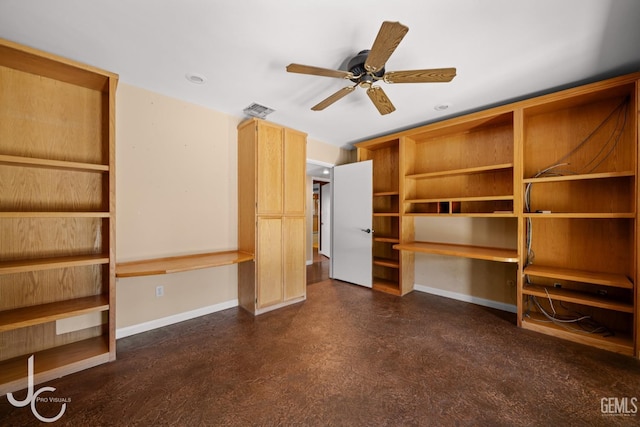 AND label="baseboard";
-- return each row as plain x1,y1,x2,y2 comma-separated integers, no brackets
413,284,517,313
116,299,239,339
